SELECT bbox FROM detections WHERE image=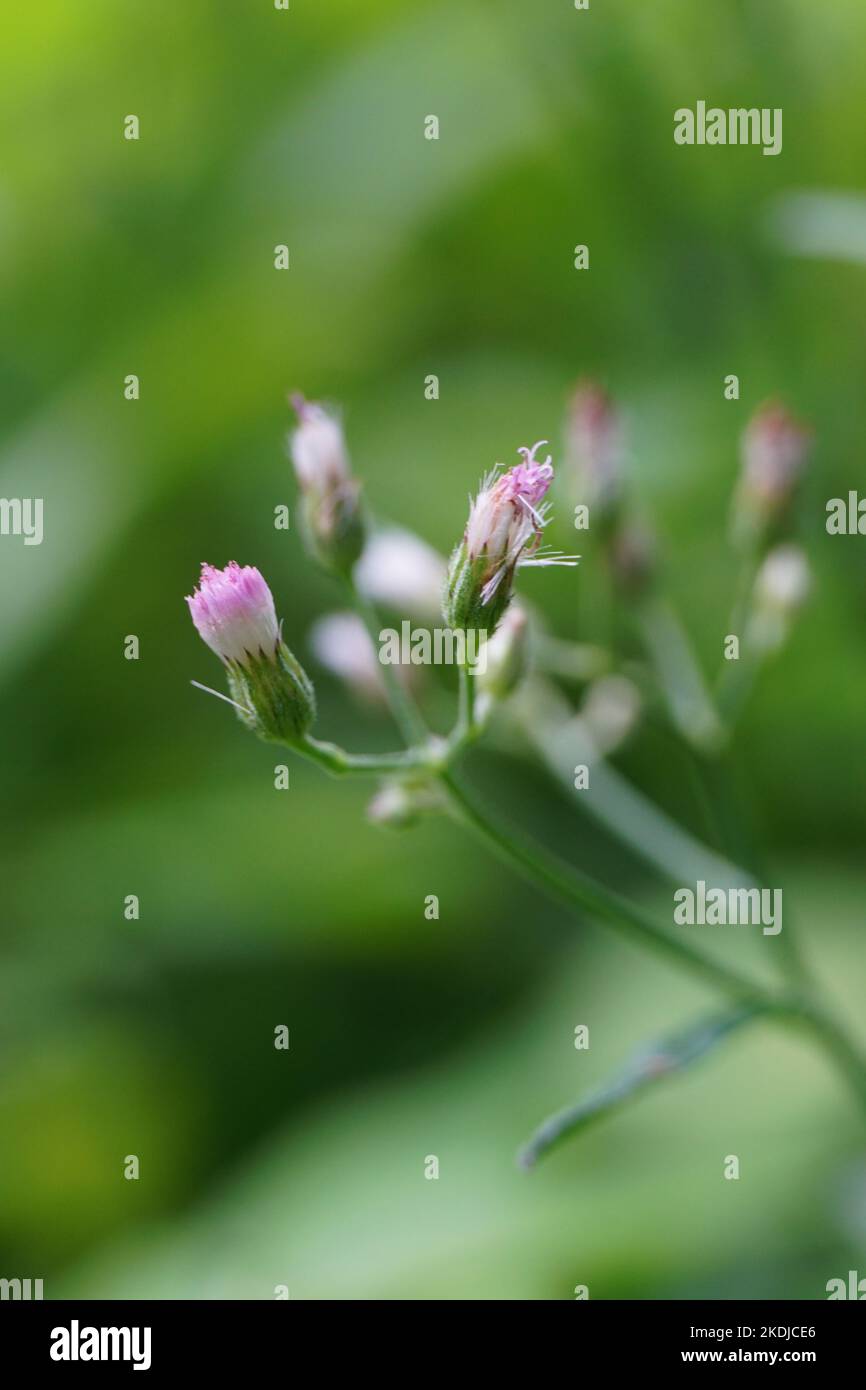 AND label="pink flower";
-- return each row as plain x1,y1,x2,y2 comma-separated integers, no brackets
186,562,279,666
732,401,811,544
445,441,578,633
464,442,562,603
